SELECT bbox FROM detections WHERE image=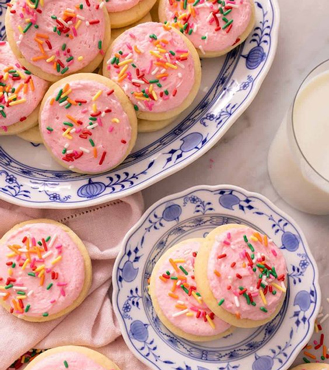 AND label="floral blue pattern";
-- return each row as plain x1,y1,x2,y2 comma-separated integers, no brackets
0,0,278,208
113,185,320,370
